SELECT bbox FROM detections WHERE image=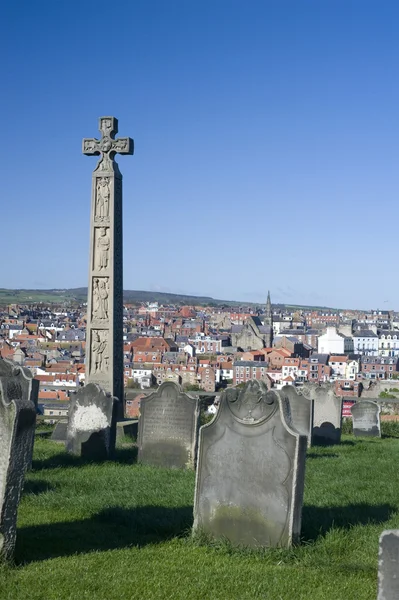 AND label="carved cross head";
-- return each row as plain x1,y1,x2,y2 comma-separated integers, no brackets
82,116,133,173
